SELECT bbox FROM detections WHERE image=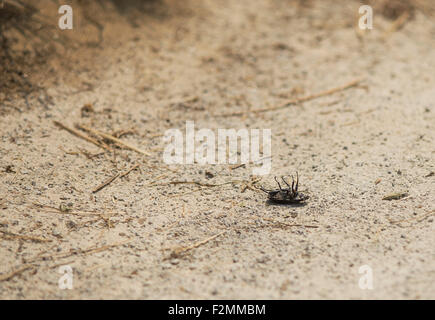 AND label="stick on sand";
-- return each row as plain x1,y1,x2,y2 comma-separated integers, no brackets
92,163,140,193
0,230,53,243
217,78,362,117
0,265,34,282
171,231,226,257
77,125,150,156
54,121,111,151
